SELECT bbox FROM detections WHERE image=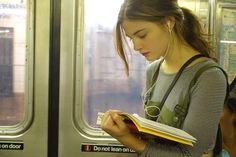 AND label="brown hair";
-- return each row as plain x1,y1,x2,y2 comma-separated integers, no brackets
115,0,214,76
